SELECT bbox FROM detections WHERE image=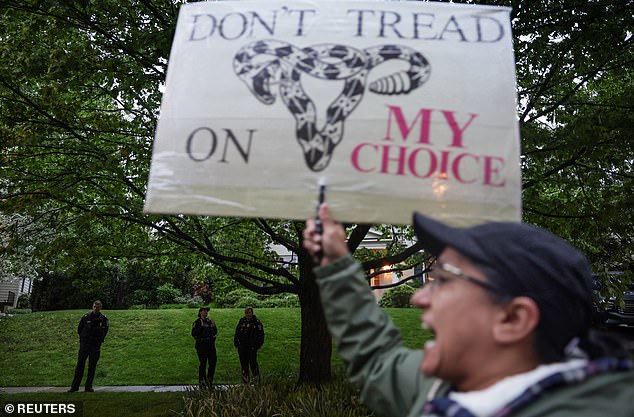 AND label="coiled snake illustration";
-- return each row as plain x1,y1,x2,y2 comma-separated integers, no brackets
233,40,431,171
